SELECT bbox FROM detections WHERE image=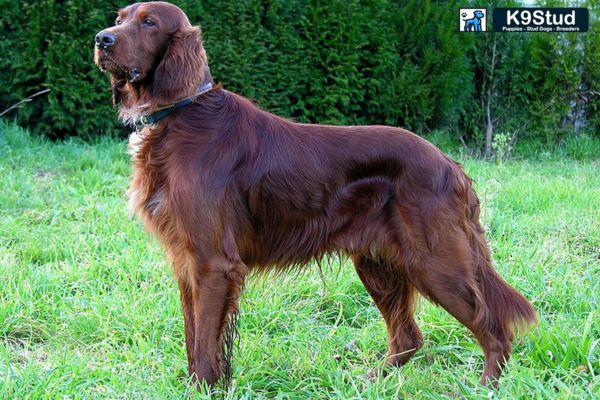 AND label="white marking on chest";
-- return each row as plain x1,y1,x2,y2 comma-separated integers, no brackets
127,187,141,215
128,130,143,157
147,189,165,216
